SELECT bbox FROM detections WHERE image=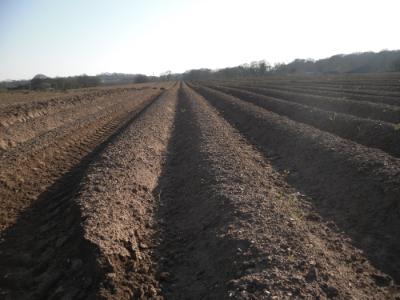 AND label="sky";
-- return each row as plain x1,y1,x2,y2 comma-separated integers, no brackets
1,0,400,80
